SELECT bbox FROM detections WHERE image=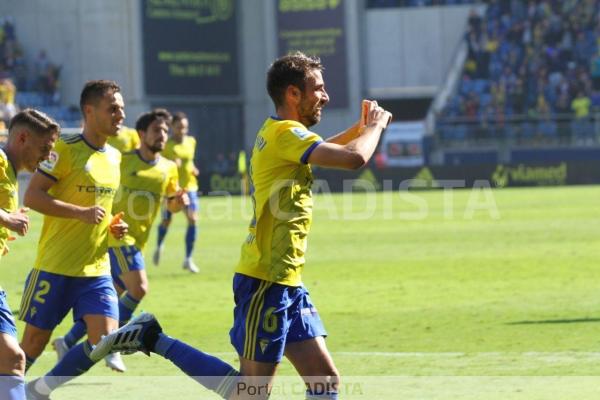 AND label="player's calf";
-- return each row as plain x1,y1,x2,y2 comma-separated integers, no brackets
19,324,52,360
